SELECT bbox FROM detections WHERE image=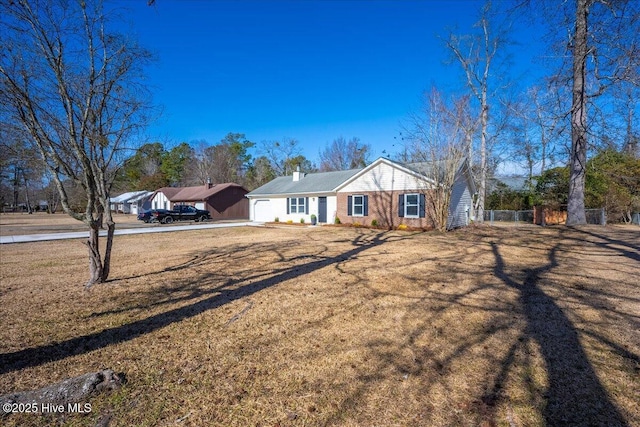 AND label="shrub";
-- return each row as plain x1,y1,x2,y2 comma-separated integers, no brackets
274,217,279,222
300,218,305,224
371,219,378,227
334,217,341,224
397,224,408,231
352,222,362,228
286,219,293,224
